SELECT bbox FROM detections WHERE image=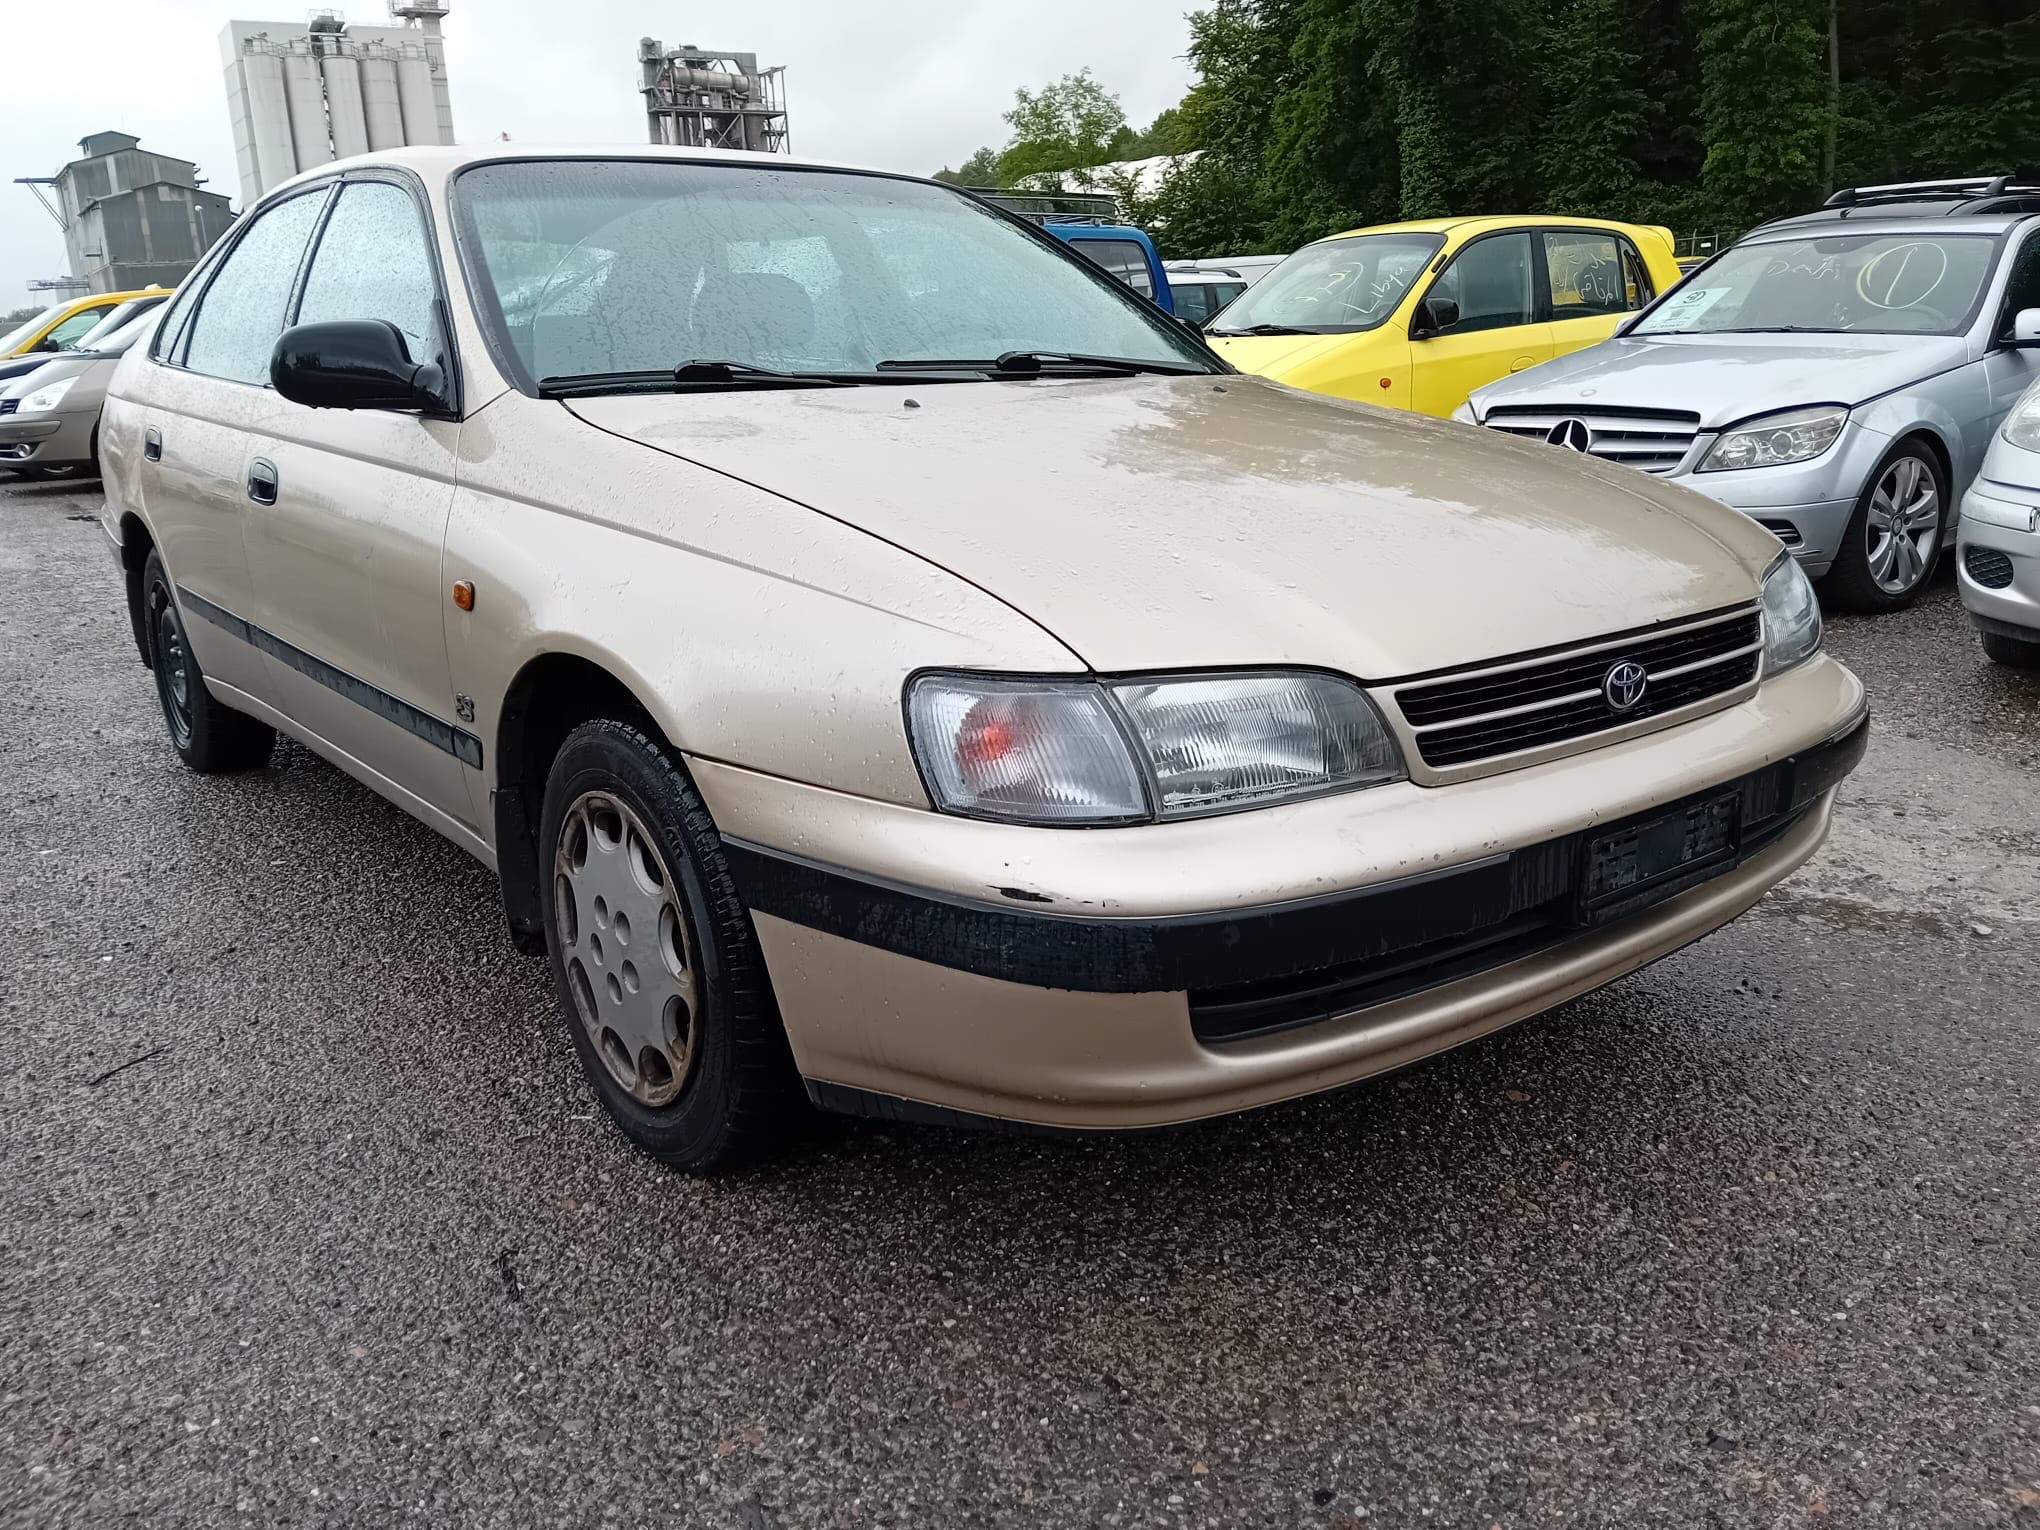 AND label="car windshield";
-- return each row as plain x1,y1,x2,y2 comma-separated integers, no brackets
451,160,1217,387
1207,233,1443,334
0,303,65,354
1634,232,1998,336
